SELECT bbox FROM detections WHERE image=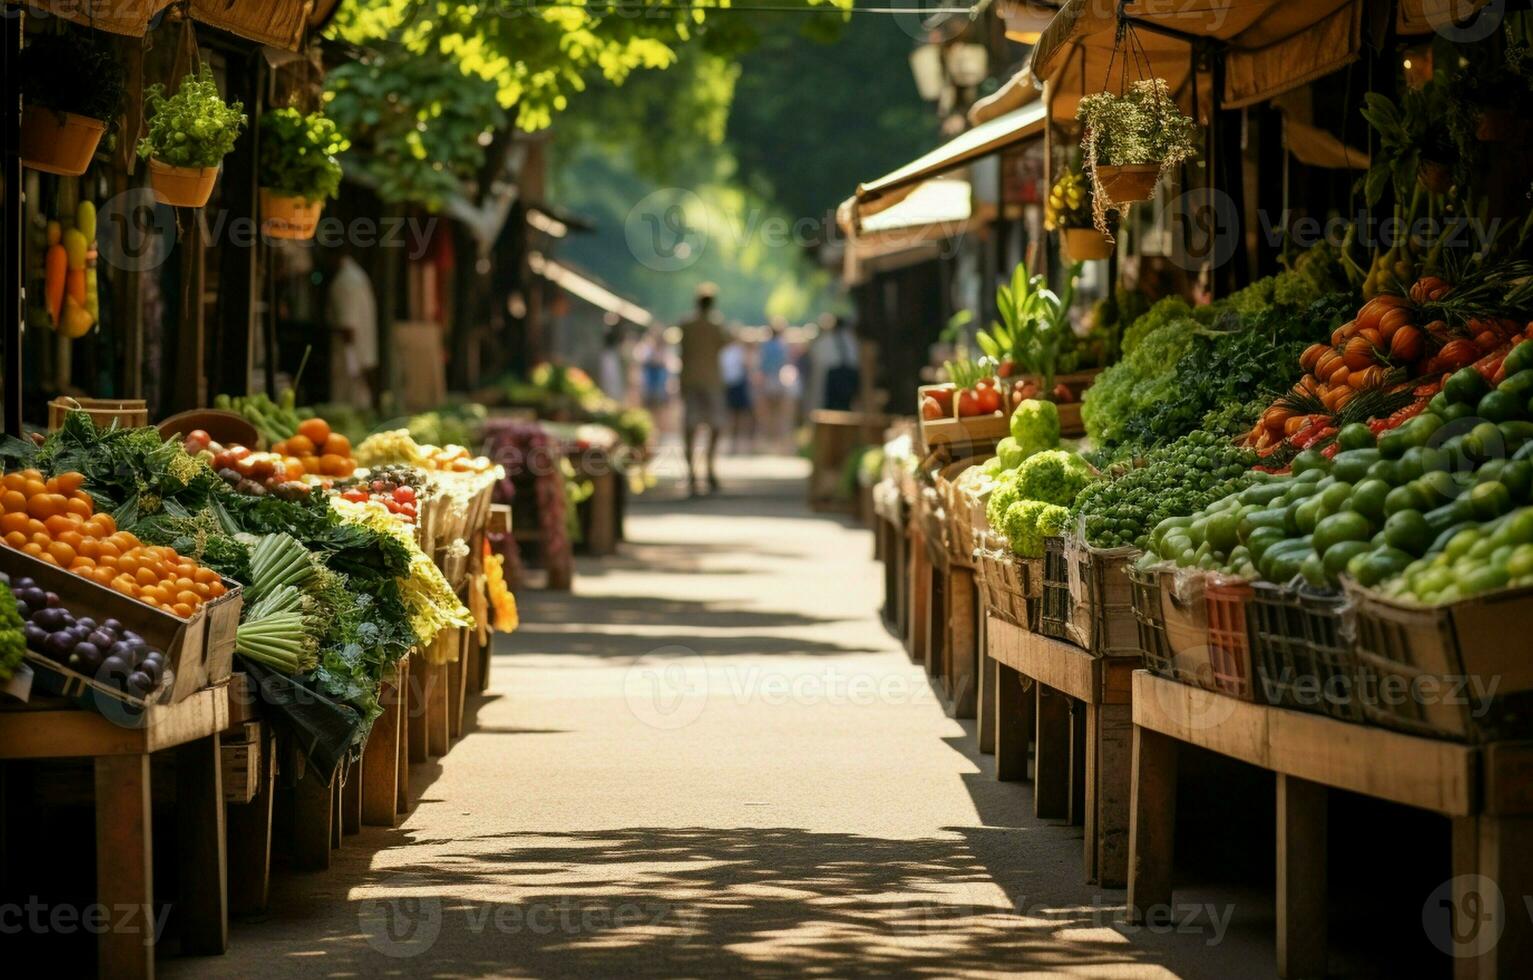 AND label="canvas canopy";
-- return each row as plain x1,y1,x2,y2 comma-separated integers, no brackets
23,0,318,50
1029,0,1367,114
